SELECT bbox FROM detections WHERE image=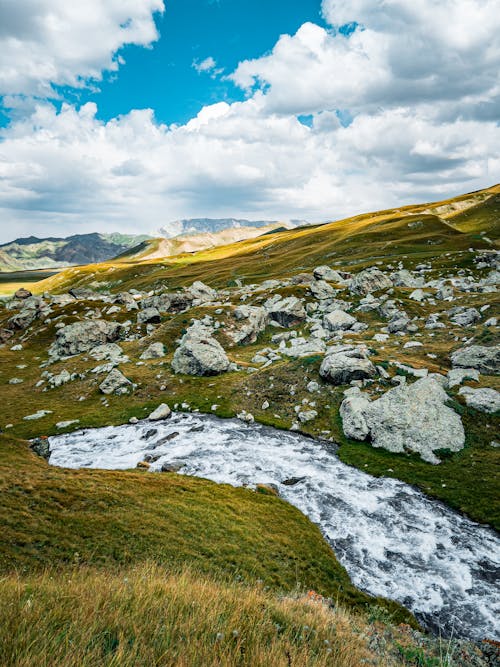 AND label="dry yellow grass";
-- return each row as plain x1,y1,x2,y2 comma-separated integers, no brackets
0,563,382,667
